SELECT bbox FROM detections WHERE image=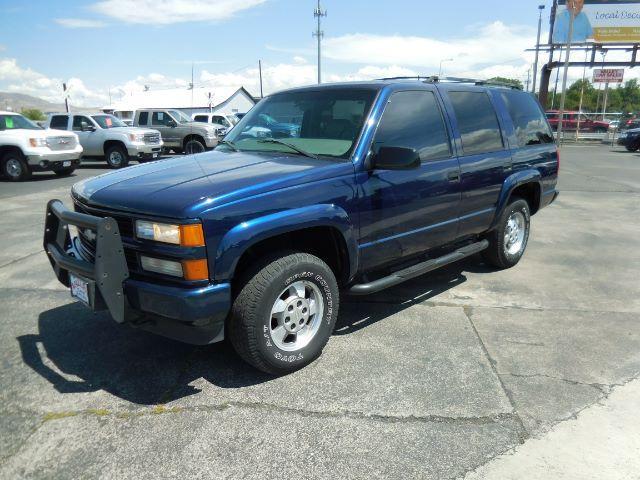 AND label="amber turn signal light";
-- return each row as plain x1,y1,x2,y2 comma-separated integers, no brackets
180,224,205,247
182,258,209,281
